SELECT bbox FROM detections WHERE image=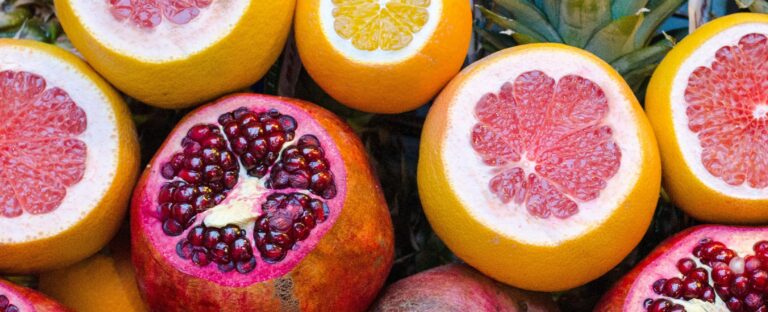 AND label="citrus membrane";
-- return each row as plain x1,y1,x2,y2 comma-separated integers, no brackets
320,0,442,63
671,23,768,199
442,49,643,246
